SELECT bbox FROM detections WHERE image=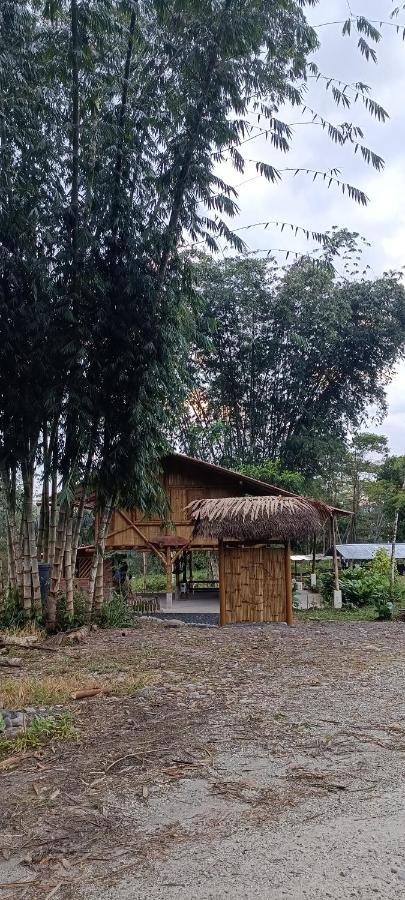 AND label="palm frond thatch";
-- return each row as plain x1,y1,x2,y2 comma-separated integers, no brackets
186,495,332,541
